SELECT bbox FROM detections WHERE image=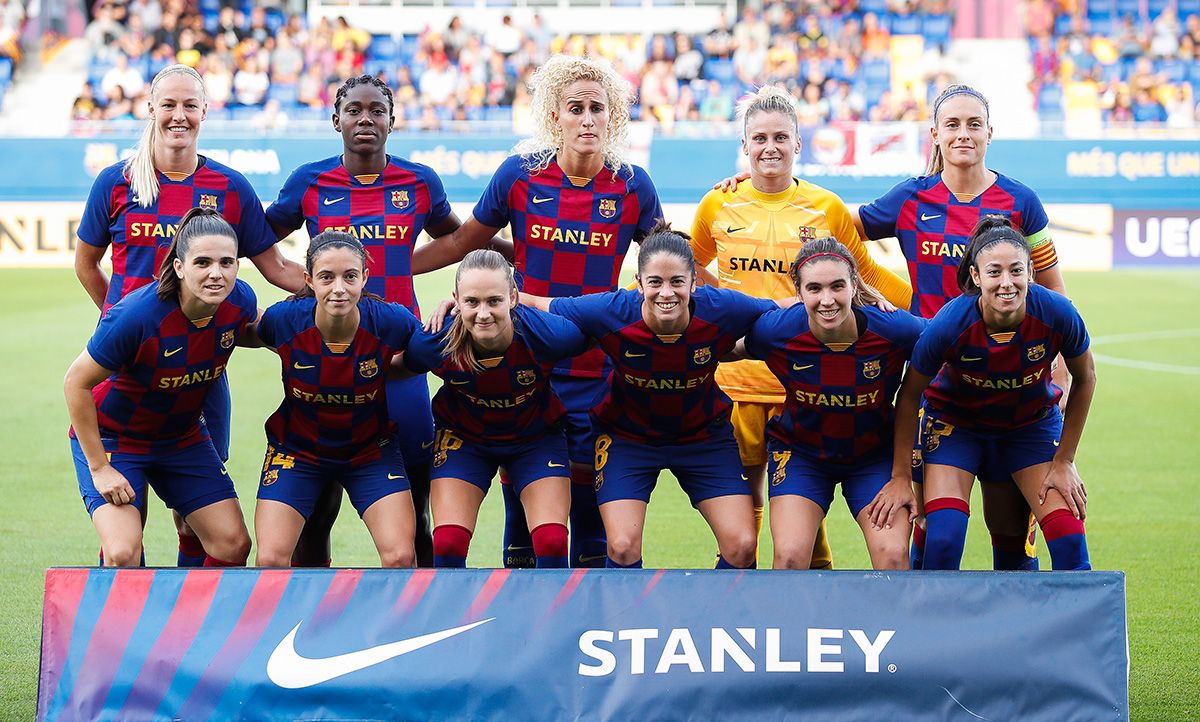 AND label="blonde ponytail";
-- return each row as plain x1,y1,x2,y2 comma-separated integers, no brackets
125,64,207,208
